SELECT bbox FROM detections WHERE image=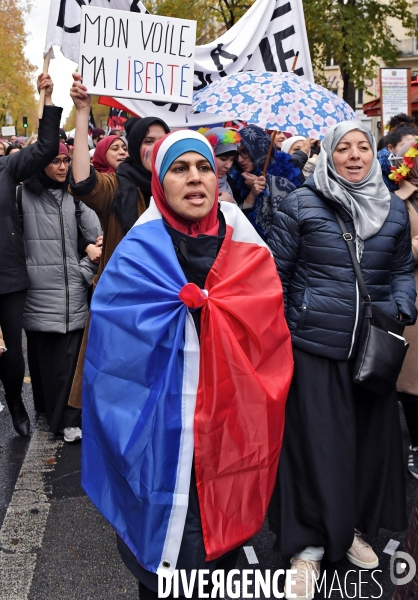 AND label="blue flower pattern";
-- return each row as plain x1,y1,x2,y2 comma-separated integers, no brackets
192,71,359,139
